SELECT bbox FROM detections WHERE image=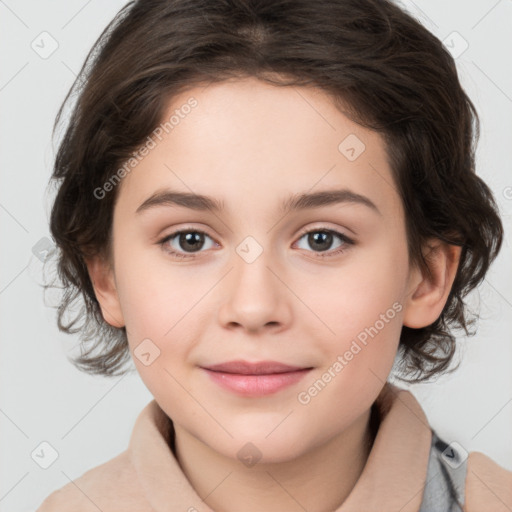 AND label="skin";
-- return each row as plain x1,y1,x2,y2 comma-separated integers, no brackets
86,76,461,511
